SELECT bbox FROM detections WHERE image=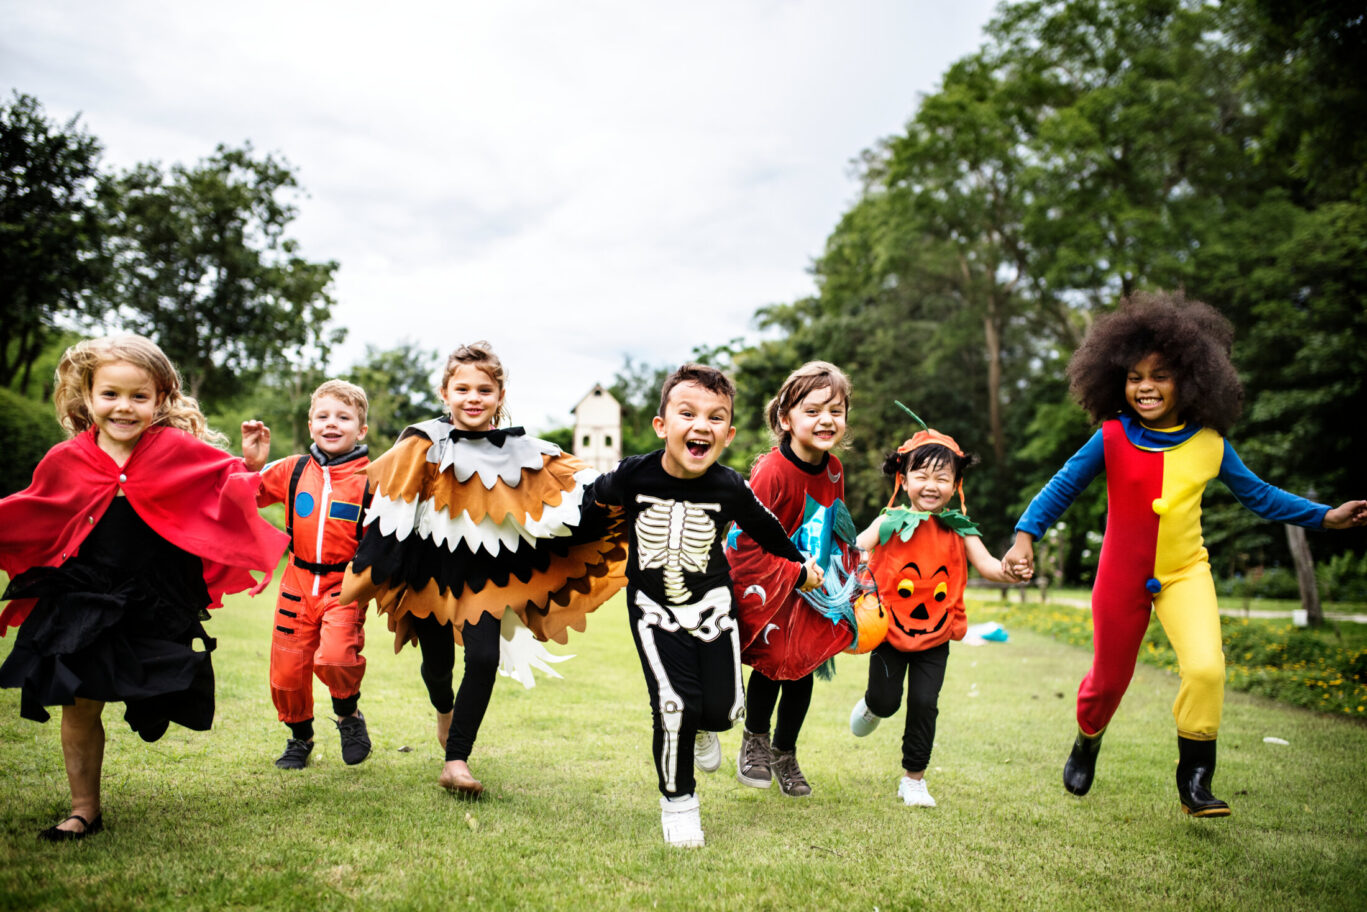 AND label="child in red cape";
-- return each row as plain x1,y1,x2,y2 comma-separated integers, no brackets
0,335,288,841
